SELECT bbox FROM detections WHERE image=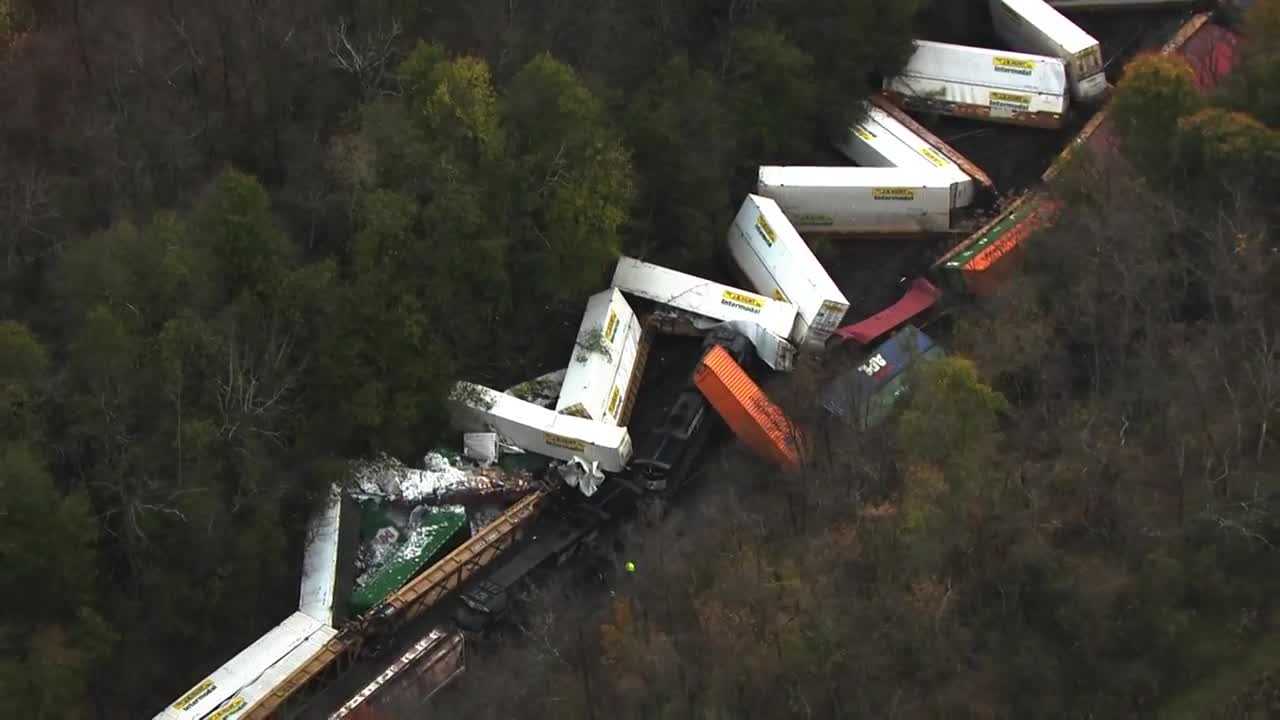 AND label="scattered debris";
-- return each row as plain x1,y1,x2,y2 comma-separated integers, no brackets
557,457,605,497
